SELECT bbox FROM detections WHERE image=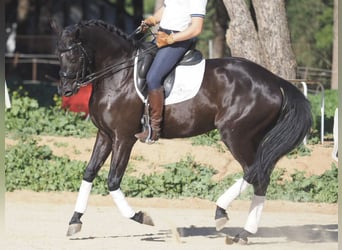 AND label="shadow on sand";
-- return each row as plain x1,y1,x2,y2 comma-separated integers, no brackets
70,224,337,244
177,224,338,243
